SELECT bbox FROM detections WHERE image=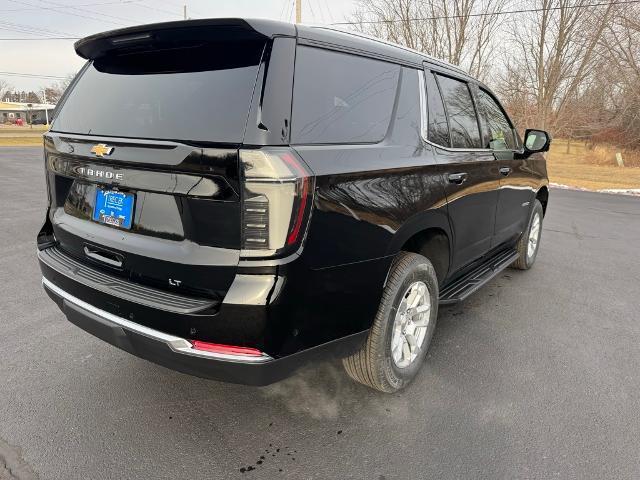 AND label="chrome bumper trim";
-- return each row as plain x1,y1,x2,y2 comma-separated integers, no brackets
42,277,273,364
